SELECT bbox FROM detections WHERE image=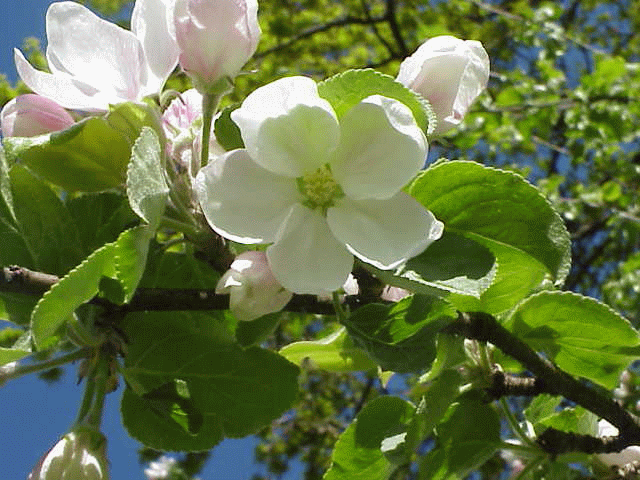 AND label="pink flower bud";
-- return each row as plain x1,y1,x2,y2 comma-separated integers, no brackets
397,36,489,136
1,94,74,137
28,429,109,480
216,251,292,321
173,0,261,92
